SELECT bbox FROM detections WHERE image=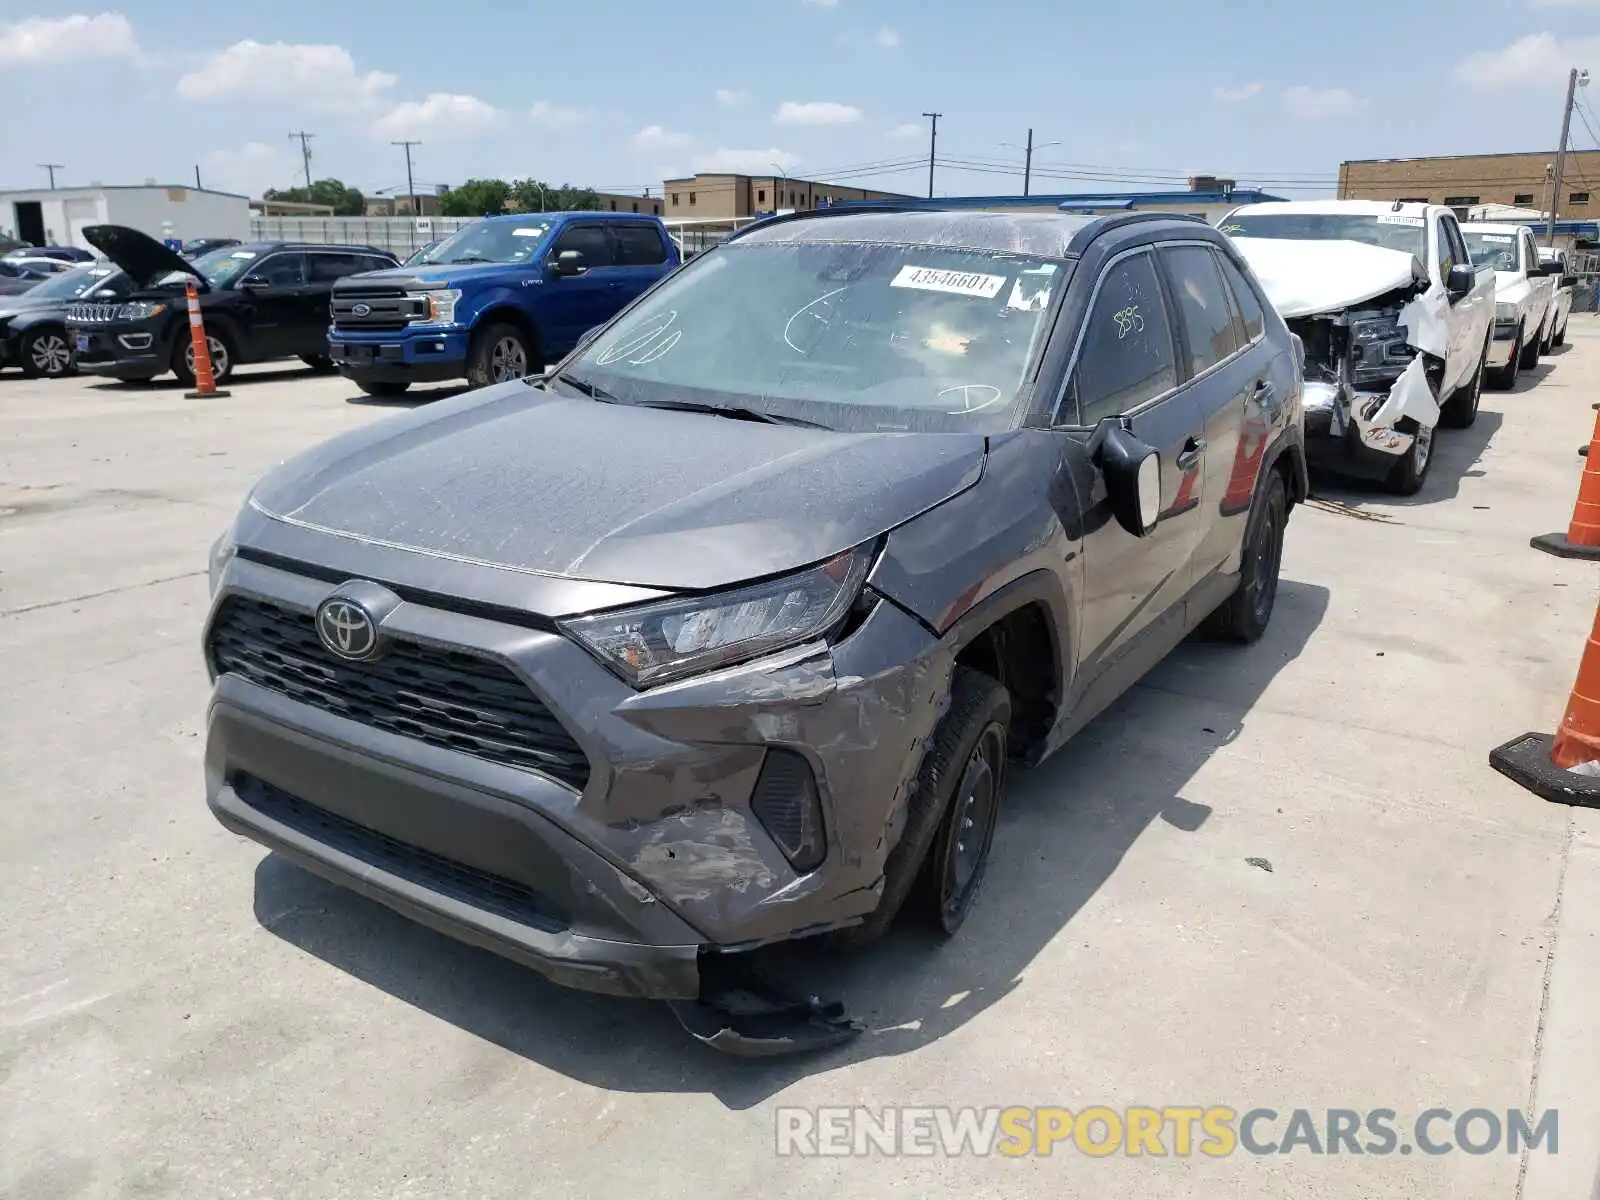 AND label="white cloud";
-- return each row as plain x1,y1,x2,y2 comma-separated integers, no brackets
888,121,922,138
632,124,692,149
371,92,505,139
202,142,294,199
802,0,840,7
1454,33,1600,88
1282,85,1366,118
0,12,138,63
1213,82,1264,102
177,41,396,112
527,100,590,130
774,100,863,126
873,26,901,47
715,88,749,107
692,147,801,173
